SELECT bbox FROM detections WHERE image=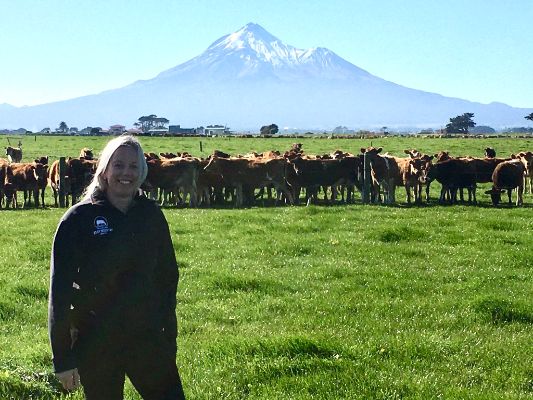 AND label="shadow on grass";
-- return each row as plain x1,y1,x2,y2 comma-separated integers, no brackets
0,302,17,321
14,285,48,301
368,226,425,243
210,274,288,294
473,297,533,324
